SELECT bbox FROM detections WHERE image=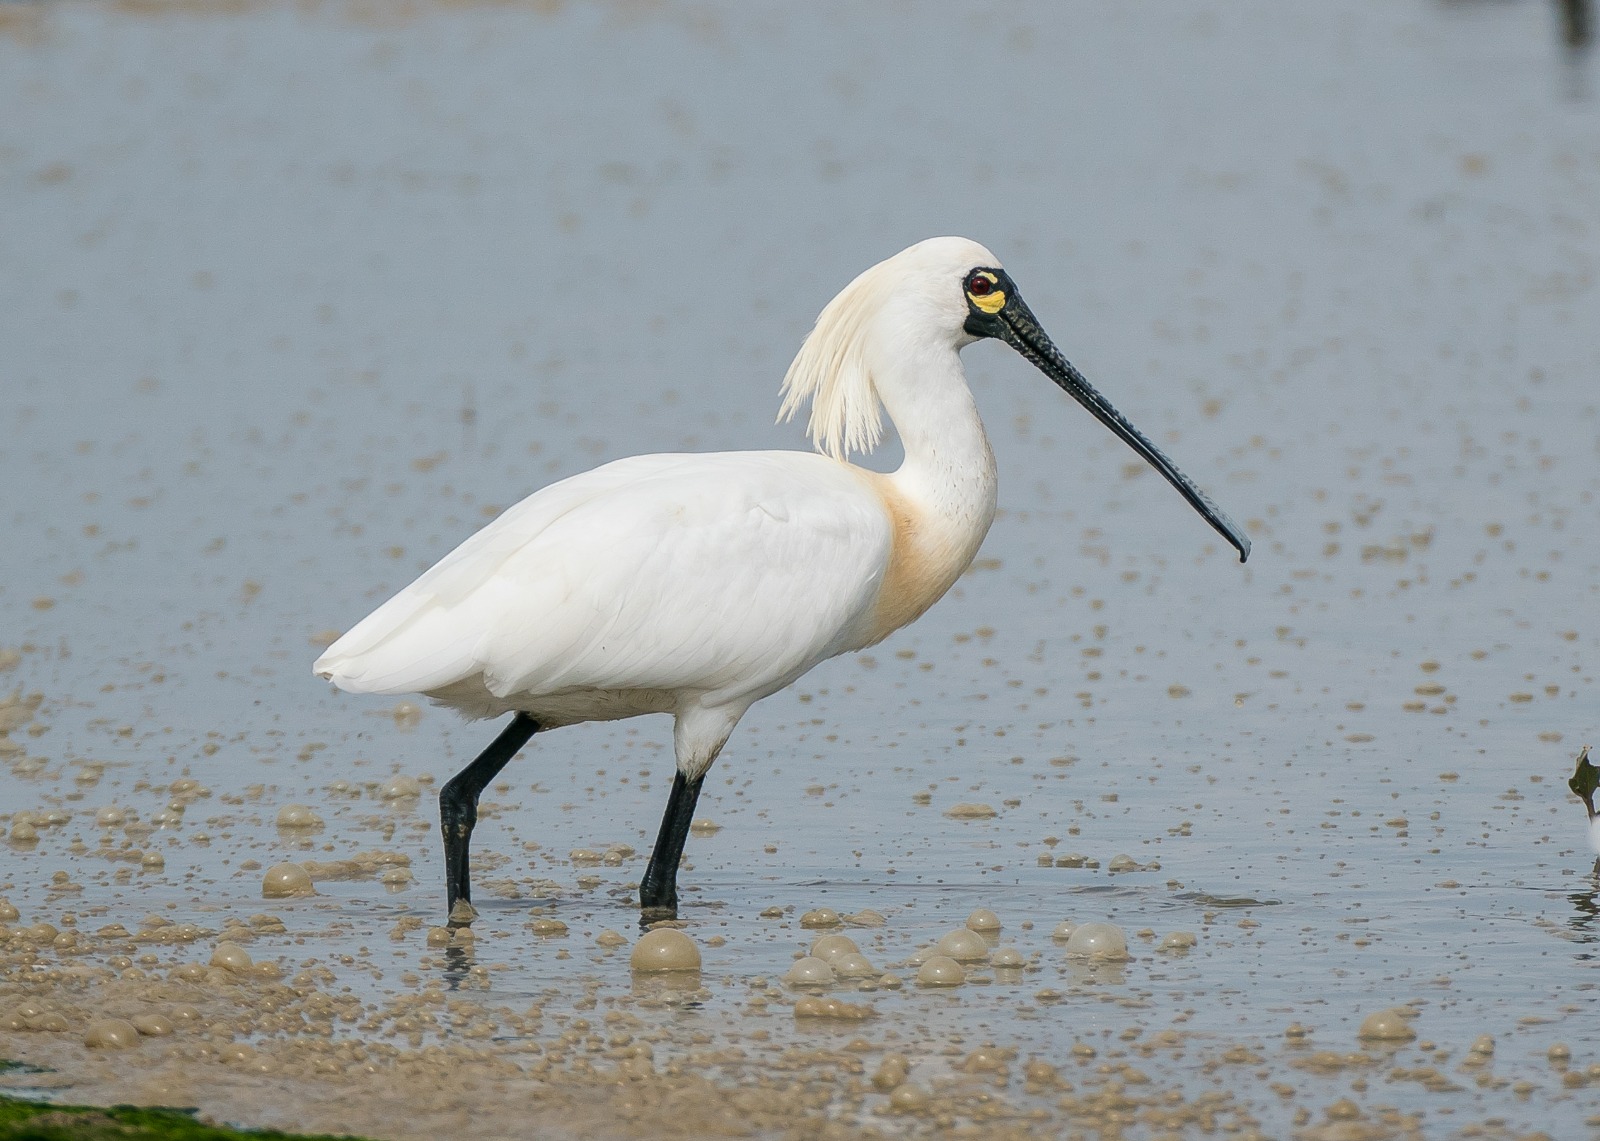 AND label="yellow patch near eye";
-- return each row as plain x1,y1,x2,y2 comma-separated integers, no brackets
970,288,1006,315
